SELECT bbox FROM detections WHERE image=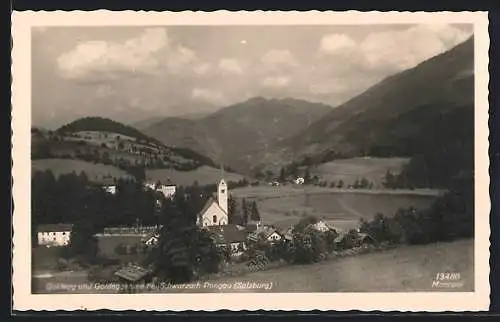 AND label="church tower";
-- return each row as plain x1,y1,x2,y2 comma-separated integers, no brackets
217,165,228,214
